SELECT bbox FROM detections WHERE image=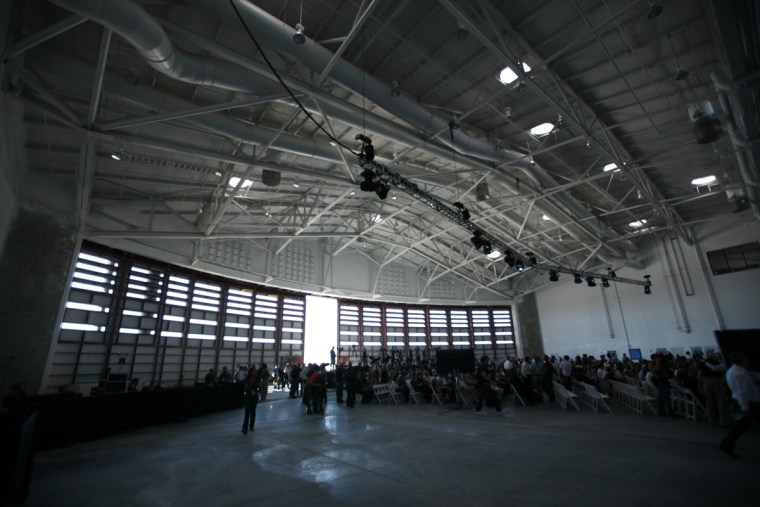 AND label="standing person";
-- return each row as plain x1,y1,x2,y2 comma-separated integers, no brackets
289,363,301,398
335,363,345,404
330,347,336,367
241,371,260,435
541,355,555,402
345,362,358,408
234,364,248,383
306,366,326,414
475,355,501,413
257,363,270,401
719,350,760,458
